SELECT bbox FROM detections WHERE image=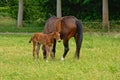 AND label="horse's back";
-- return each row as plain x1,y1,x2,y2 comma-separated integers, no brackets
60,16,77,38
62,16,77,28
44,16,60,33
44,16,78,39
